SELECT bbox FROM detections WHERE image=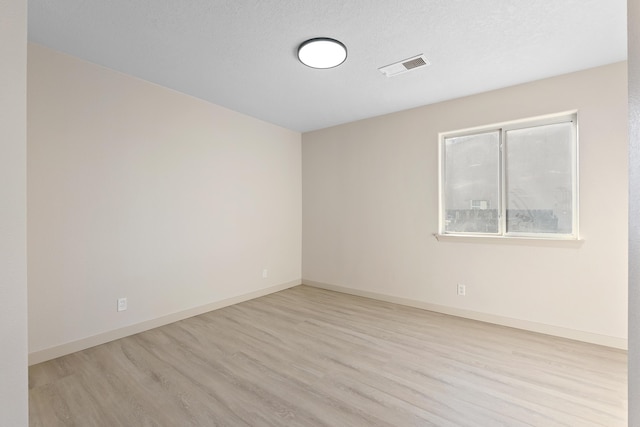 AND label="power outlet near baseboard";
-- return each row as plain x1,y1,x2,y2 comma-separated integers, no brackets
457,284,466,296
